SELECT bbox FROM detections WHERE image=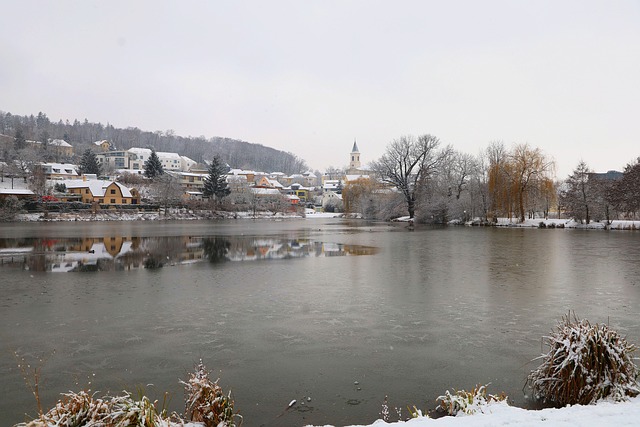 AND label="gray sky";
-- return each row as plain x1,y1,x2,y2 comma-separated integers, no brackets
2,1,639,177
